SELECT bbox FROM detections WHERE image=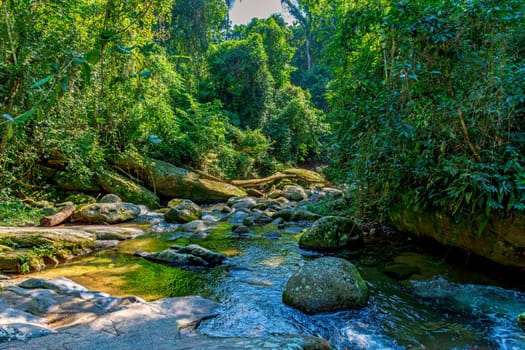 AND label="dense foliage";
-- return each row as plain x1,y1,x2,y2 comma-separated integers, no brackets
1,0,524,223
312,0,525,218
